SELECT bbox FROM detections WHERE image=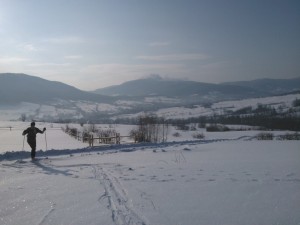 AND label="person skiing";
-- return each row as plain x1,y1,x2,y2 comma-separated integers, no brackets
22,122,46,160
